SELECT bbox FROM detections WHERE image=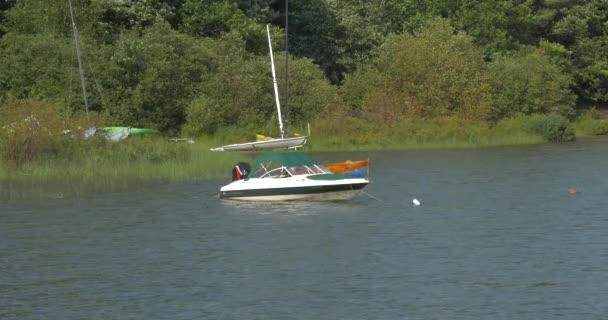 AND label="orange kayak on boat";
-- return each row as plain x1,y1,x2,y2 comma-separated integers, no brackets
324,160,369,174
